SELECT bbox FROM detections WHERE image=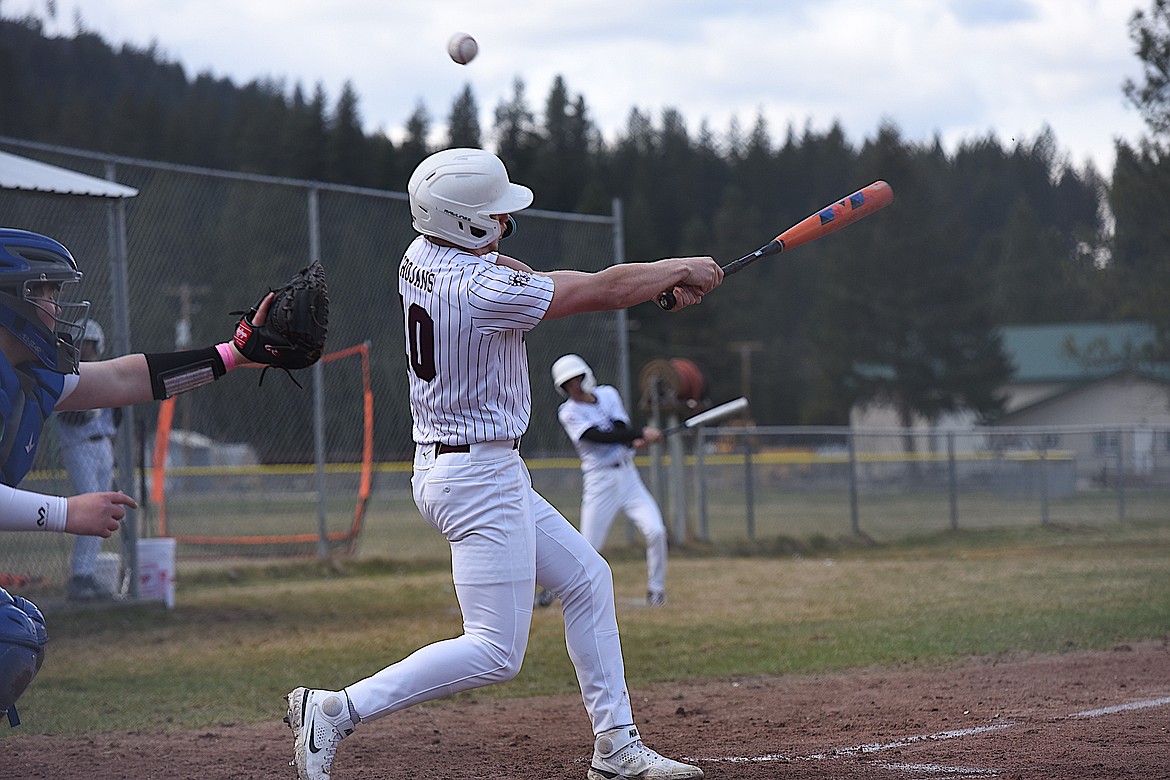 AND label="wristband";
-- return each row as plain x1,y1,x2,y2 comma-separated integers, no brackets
215,342,238,372
144,346,228,400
